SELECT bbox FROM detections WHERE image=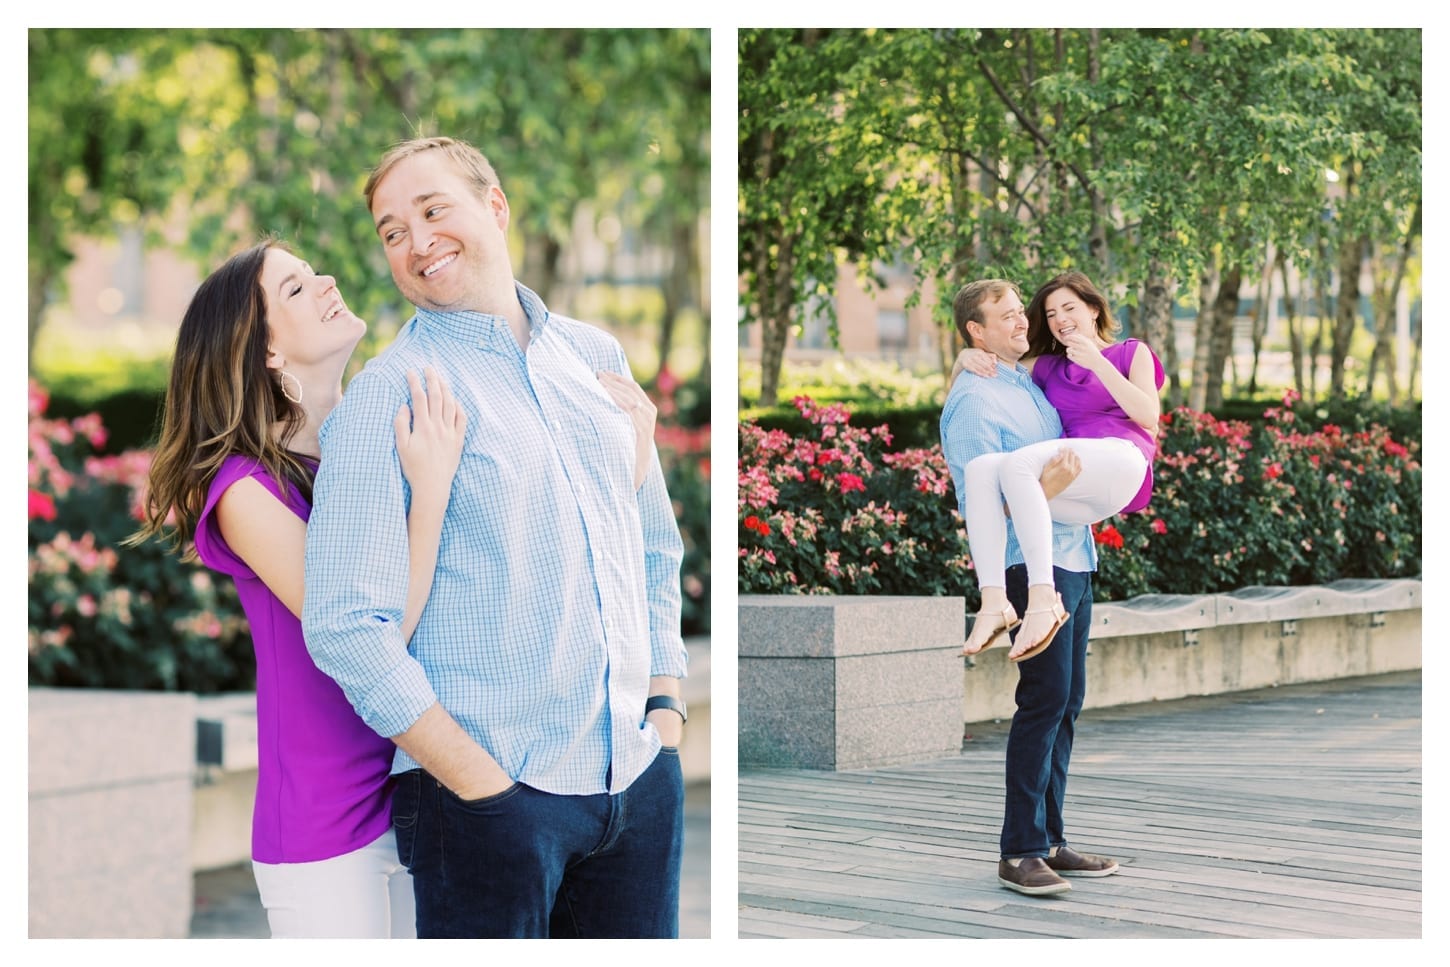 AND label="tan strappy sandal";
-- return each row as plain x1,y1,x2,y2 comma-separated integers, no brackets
963,604,1020,656
1010,593,1068,663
